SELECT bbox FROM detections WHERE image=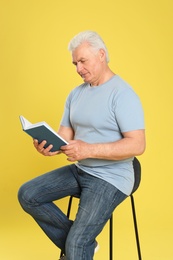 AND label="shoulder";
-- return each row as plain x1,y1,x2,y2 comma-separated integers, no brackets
107,76,140,102
69,82,88,97
65,83,89,106
112,75,134,92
